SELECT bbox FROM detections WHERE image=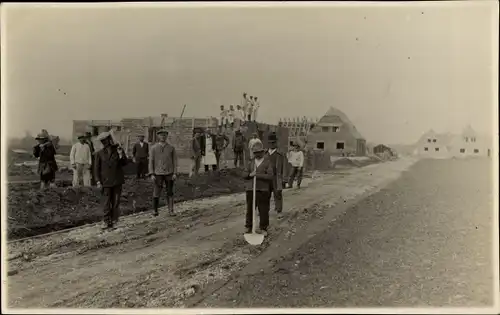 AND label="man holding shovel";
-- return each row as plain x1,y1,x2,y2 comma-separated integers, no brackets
242,141,274,236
